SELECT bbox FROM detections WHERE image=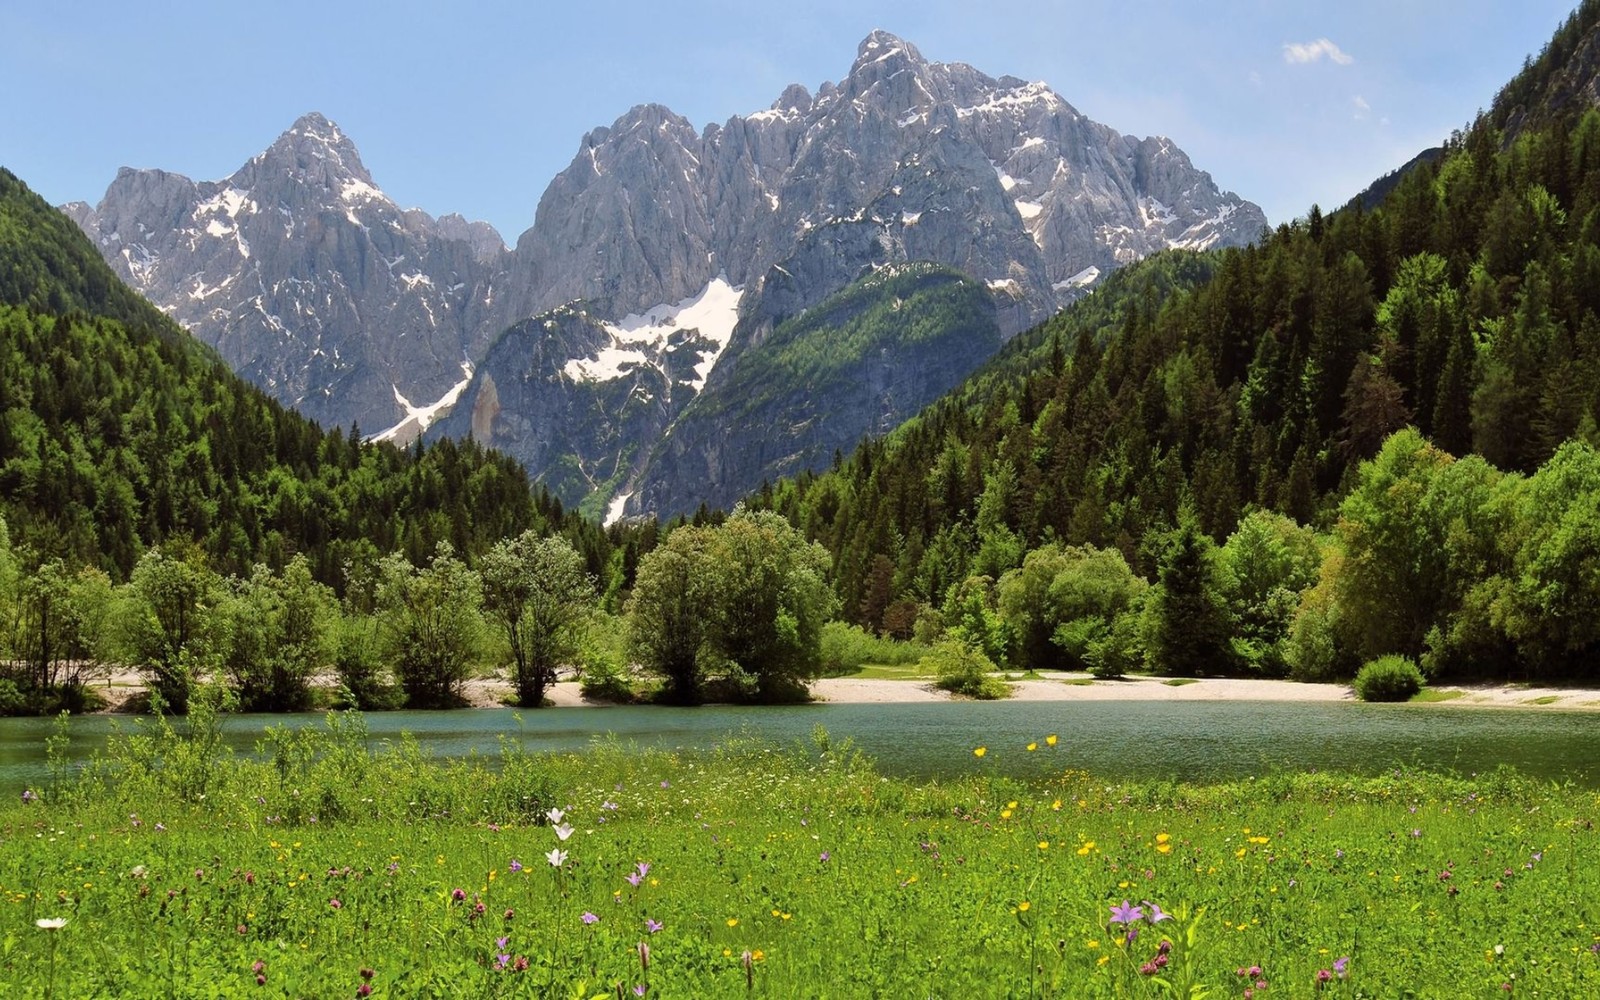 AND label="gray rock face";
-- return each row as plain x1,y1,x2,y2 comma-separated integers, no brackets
67,113,513,435
518,30,1265,341
69,33,1266,518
